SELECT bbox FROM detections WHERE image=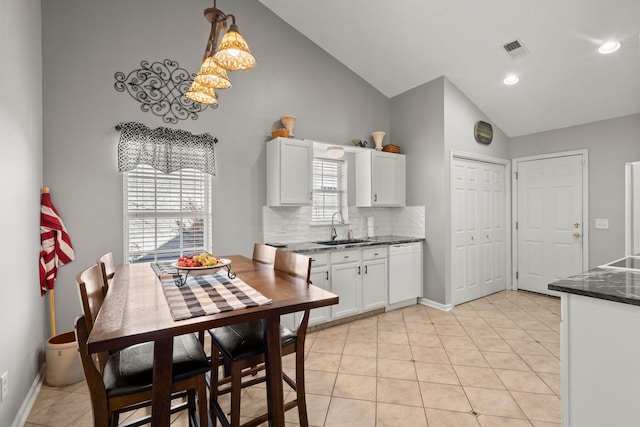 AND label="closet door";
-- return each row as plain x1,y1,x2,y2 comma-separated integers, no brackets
451,158,506,305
